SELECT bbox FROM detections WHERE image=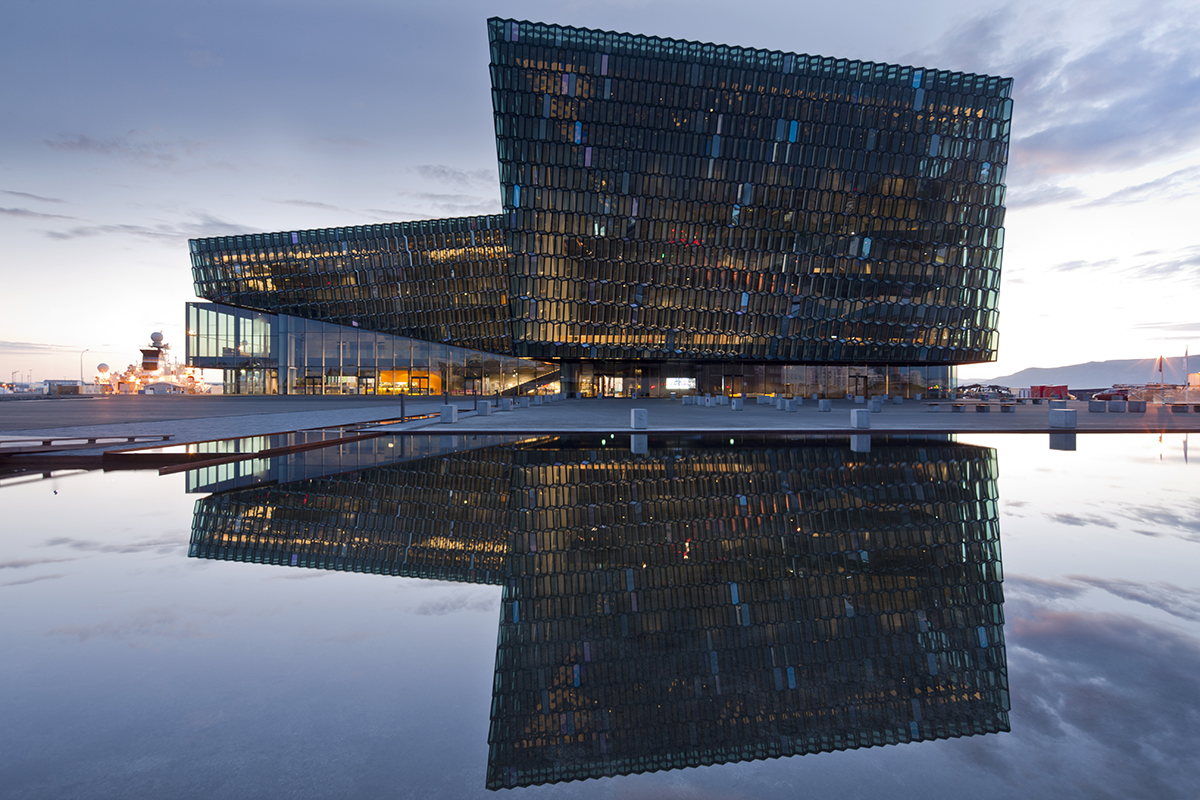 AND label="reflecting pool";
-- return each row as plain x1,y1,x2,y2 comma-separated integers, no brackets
2,434,1197,799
